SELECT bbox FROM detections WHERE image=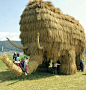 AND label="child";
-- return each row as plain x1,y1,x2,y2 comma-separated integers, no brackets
24,55,28,73
15,53,20,66
24,55,28,64
53,61,60,74
20,57,28,75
